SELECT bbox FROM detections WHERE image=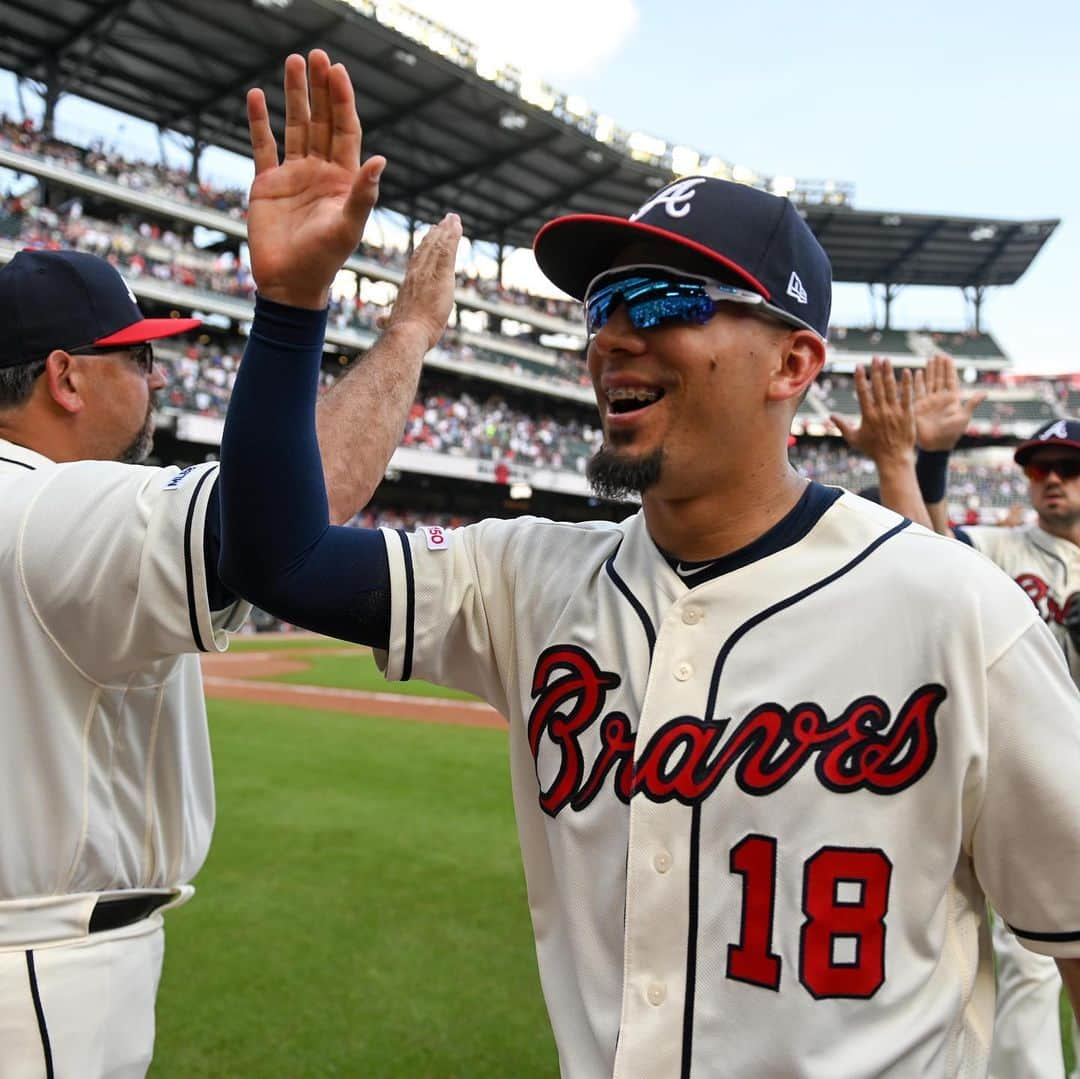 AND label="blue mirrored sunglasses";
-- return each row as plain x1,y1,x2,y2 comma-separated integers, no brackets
583,266,770,334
